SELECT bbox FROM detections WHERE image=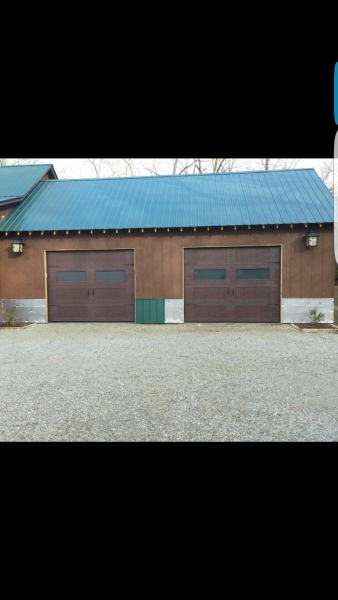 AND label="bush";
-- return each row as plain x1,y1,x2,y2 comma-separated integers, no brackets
309,307,325,324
